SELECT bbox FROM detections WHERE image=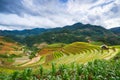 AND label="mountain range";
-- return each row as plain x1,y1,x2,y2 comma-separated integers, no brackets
0,23,120,46
110,27,120,36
